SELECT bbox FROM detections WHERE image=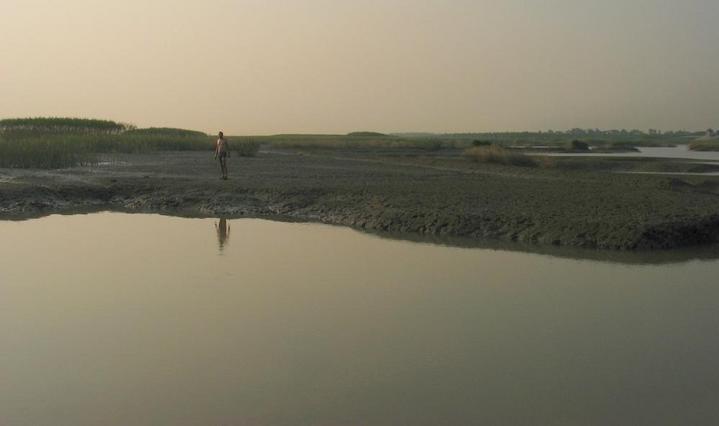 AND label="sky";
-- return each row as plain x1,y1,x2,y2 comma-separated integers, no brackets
1,0,718,134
